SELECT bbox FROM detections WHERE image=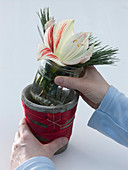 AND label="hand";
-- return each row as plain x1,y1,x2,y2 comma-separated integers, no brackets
10,118,68,170
54,66,110,109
